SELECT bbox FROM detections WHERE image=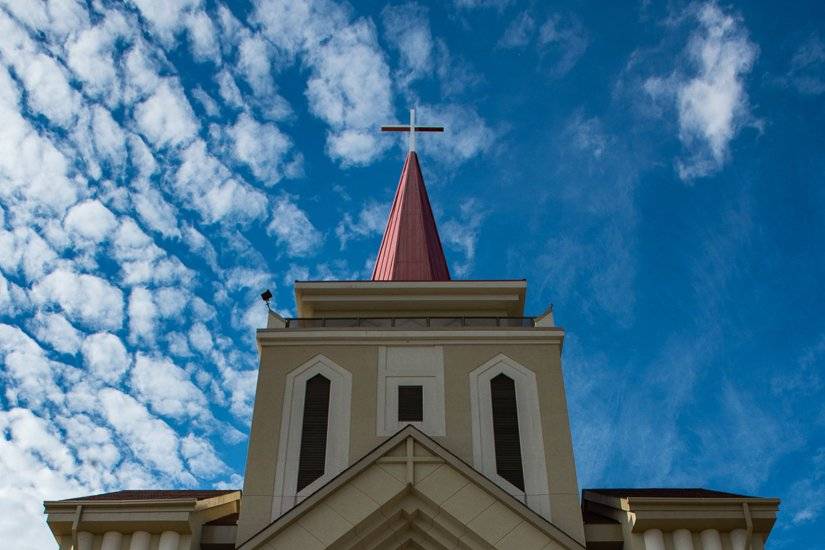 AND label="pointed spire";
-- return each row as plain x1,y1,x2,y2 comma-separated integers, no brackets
372,151,450,281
